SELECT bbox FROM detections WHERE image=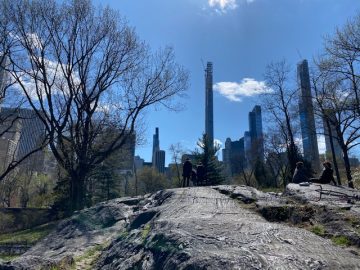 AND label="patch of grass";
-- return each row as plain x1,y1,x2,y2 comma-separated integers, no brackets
117,230,129,240
72,243,107,270
0,254,19,261
311,225,326,236
141,224,151,240
0,222,56,245
332,235,350,246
